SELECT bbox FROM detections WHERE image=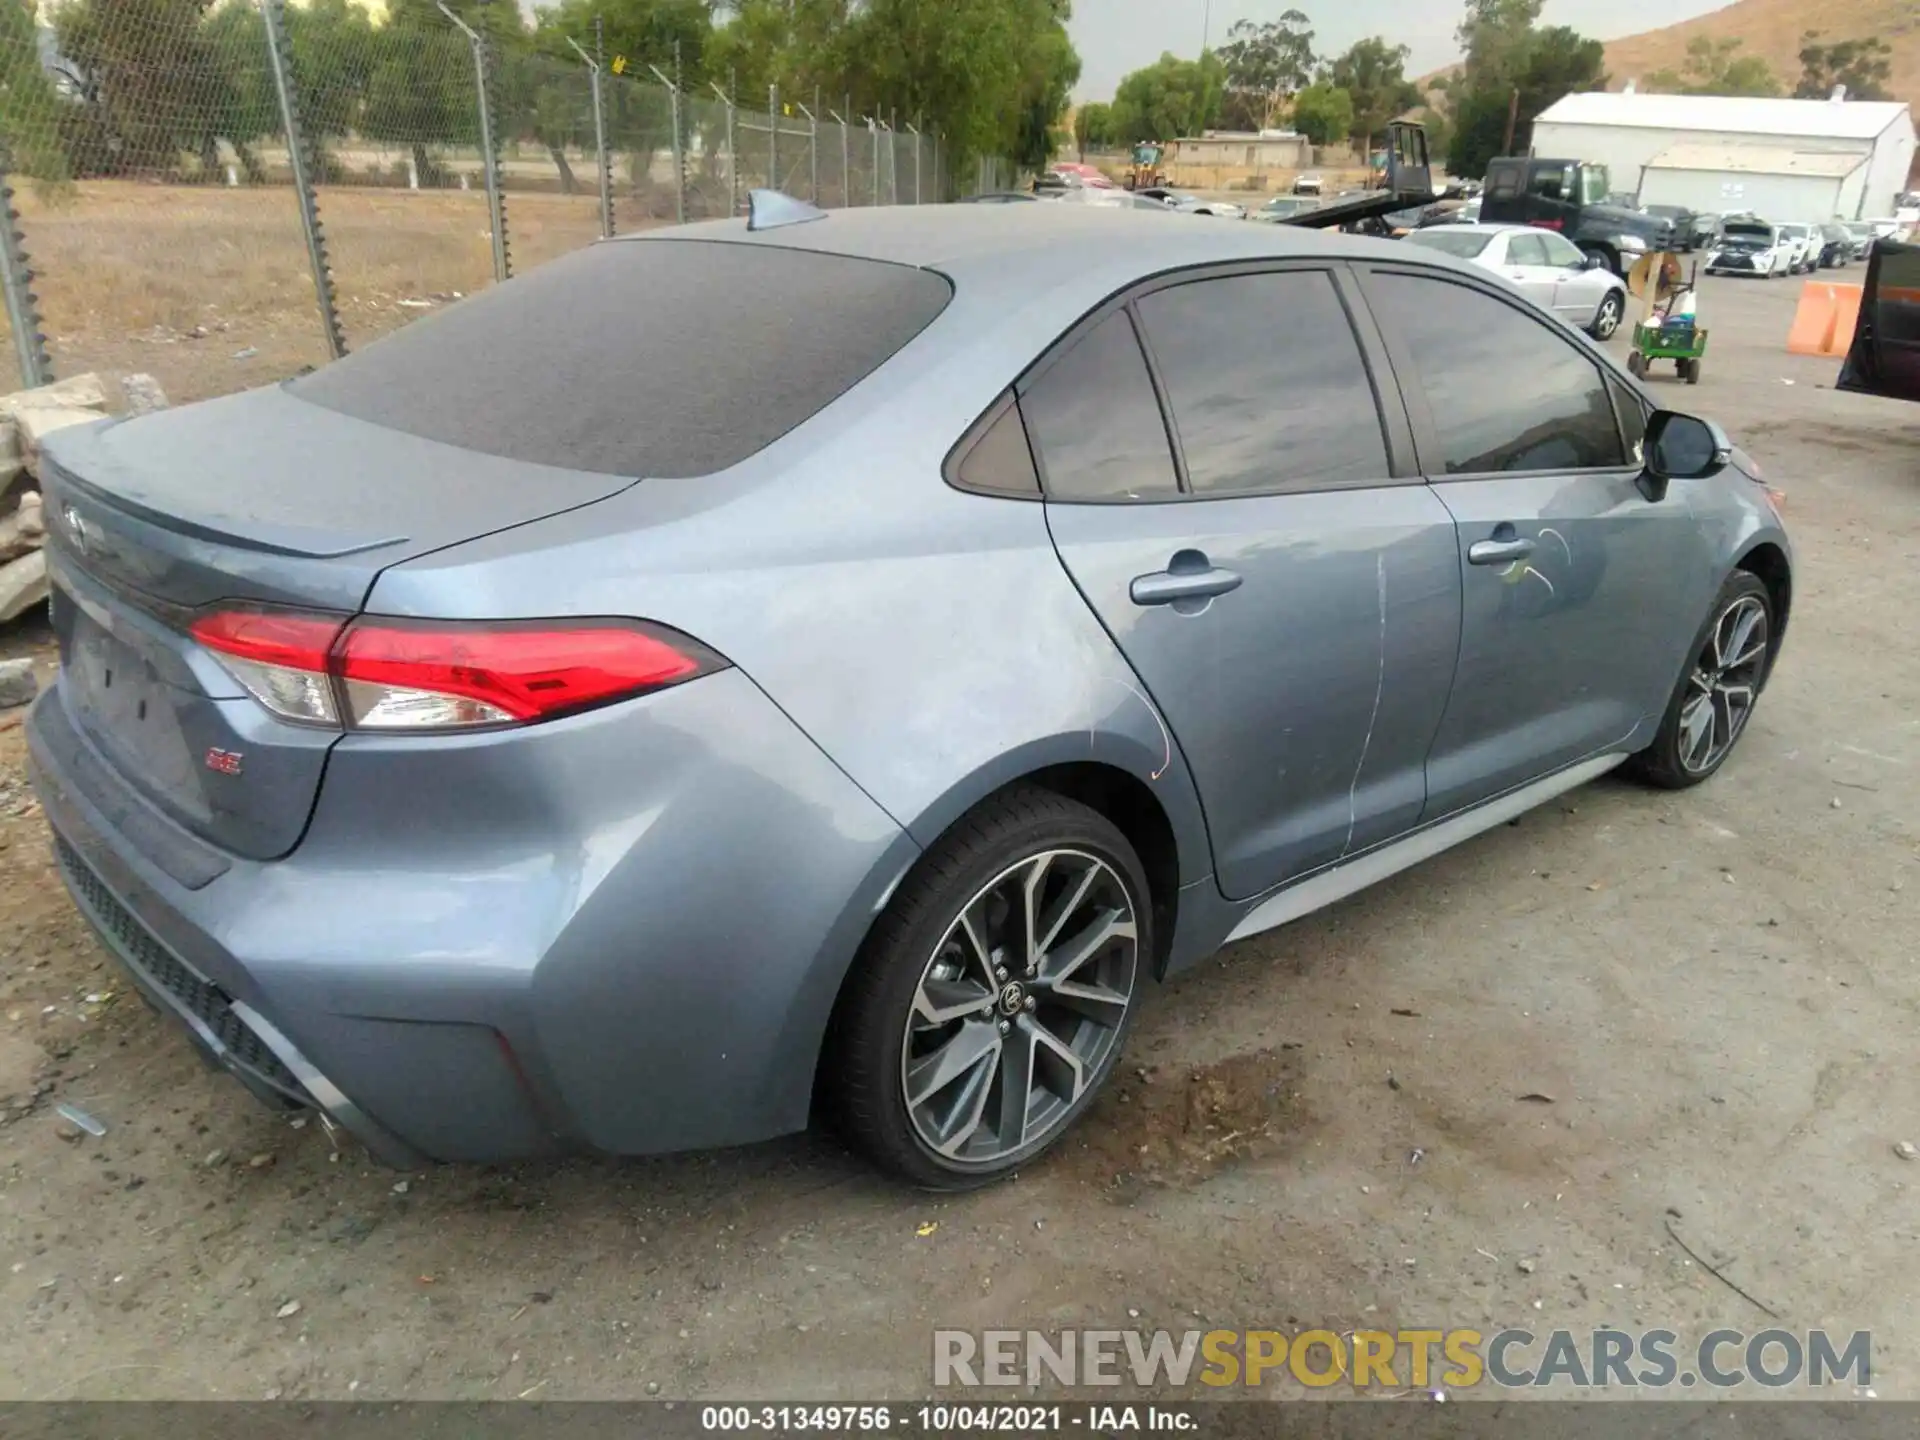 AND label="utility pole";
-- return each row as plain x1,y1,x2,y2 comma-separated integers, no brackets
1502,86,1521,155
